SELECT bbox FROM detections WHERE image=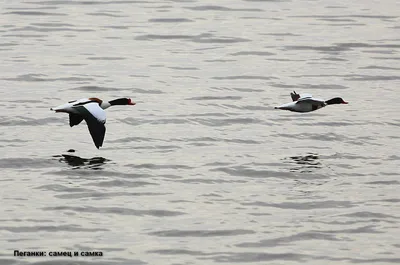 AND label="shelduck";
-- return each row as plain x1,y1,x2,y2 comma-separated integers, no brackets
51,97,135,149
275,91,348,113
